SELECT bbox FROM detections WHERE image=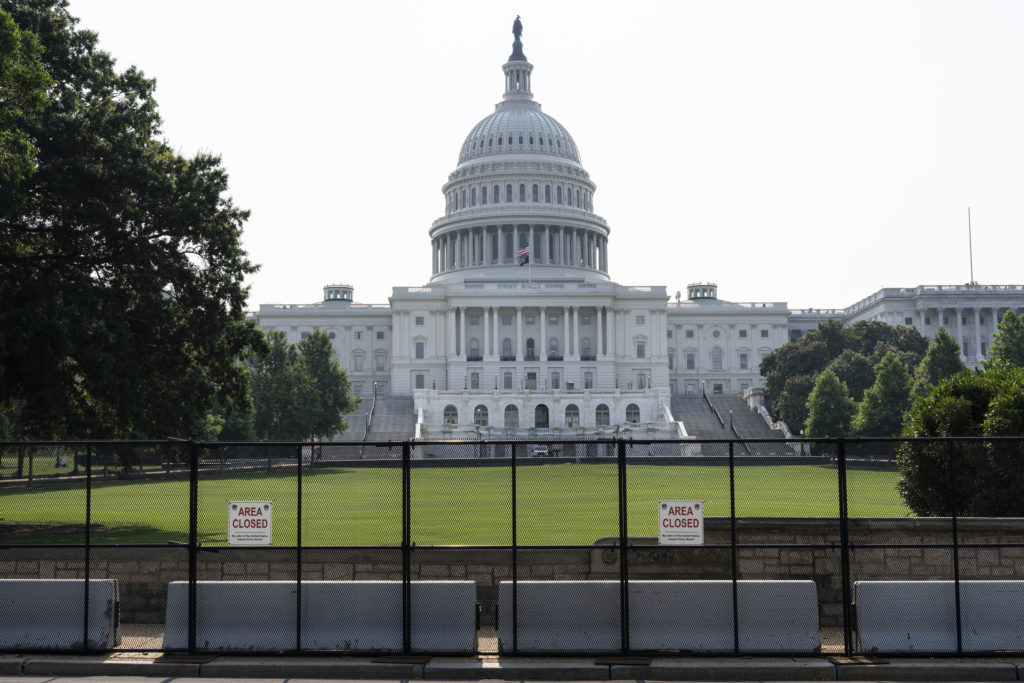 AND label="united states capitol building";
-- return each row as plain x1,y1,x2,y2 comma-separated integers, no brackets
257,21,1024,440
